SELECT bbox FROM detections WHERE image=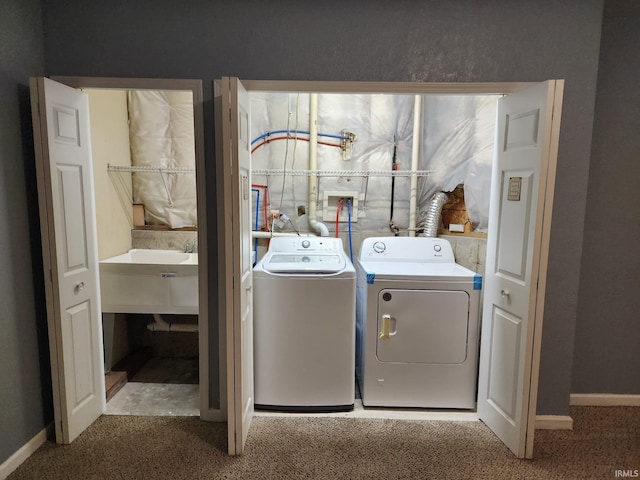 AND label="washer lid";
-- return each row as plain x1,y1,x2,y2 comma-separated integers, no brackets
263,253,346,273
